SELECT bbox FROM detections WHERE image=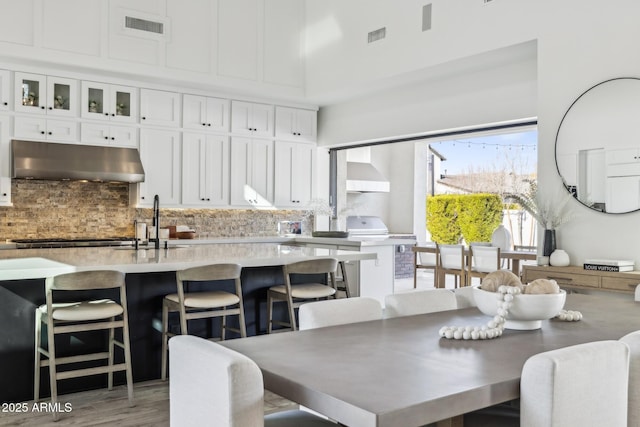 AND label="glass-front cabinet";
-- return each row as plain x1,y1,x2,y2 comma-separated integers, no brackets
81,81,137,123
14,72,77,117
